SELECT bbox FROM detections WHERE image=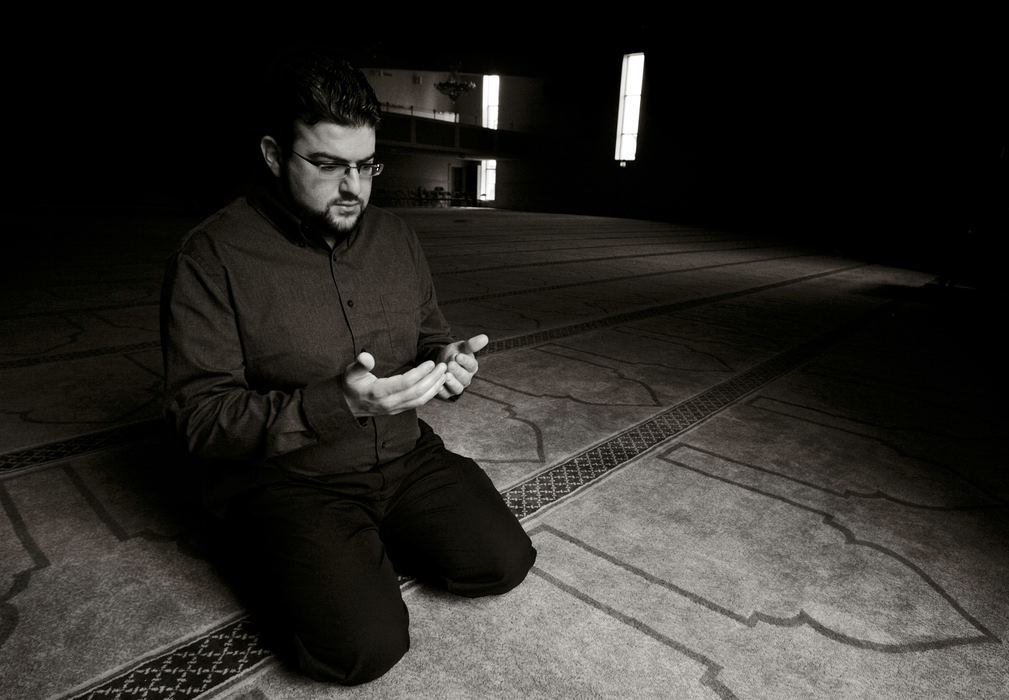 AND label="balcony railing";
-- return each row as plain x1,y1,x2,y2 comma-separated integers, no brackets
377,105,536,158
382,104,472,125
